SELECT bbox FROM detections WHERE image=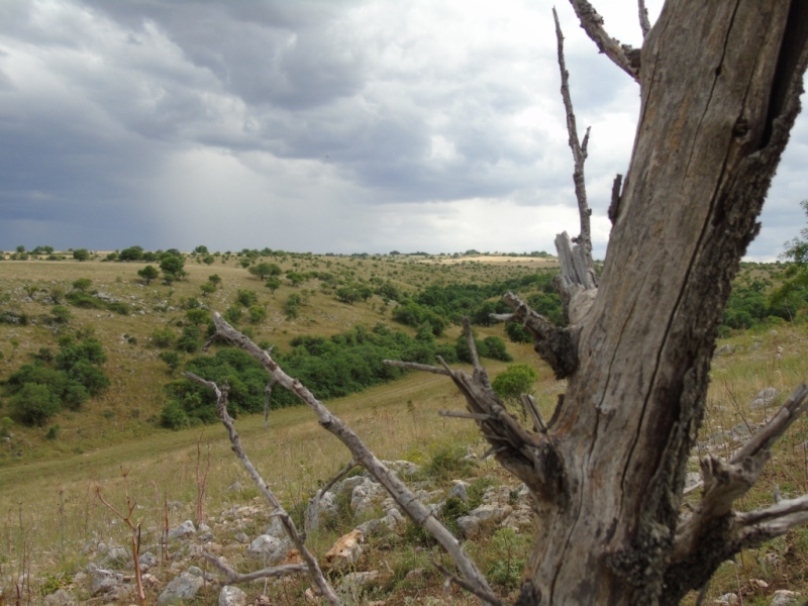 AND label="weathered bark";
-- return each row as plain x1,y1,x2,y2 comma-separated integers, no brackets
513,1,808,604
